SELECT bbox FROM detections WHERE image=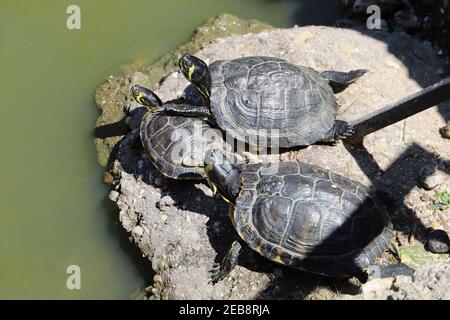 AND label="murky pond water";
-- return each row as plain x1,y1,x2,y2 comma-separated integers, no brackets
0,0,341,299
